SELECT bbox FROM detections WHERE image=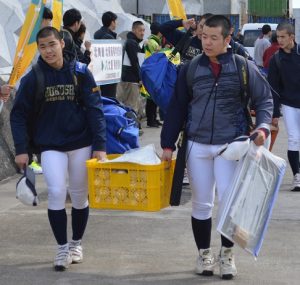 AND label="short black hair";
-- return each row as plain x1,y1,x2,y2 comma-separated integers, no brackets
102,11,117,27
204,15,231,38
150,22,160,35
262,24,271,35
277,22,295,35
43,7,53,20
63,8,82,27
270,31,278,43
200,13,213,21
75,22,87,38
36,26,62,43
132,21,144,30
